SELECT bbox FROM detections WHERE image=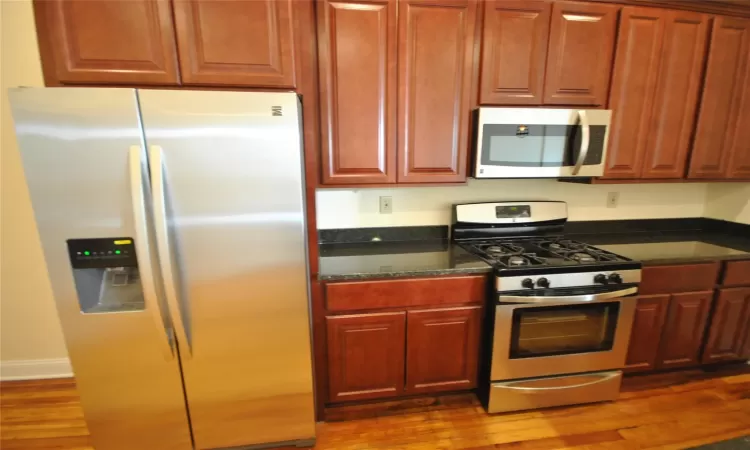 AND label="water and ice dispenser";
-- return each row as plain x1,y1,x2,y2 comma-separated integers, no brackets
67,238,145,313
